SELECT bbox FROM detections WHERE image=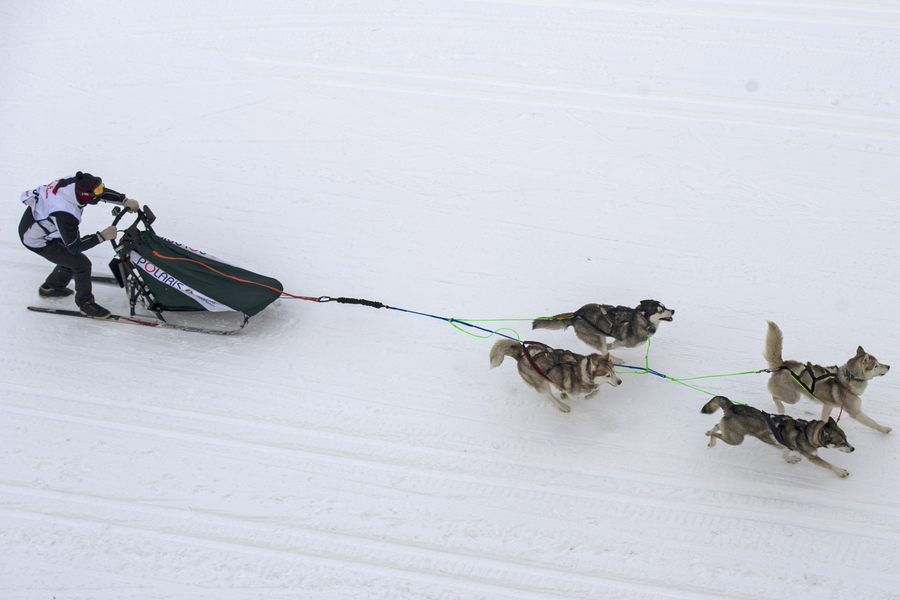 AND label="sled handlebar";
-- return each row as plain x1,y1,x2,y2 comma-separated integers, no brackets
111,204,156,227
111,206,128,226
109,205,156,251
